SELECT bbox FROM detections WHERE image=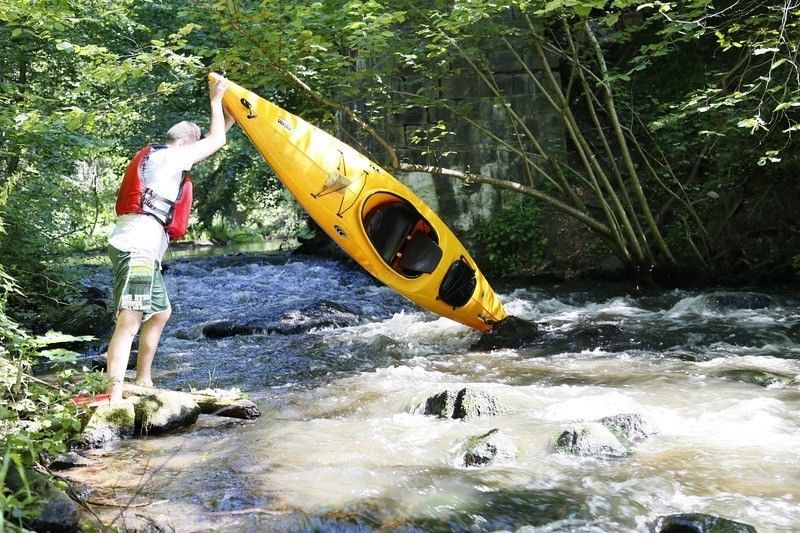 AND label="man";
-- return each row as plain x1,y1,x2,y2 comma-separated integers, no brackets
105,74,234,402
